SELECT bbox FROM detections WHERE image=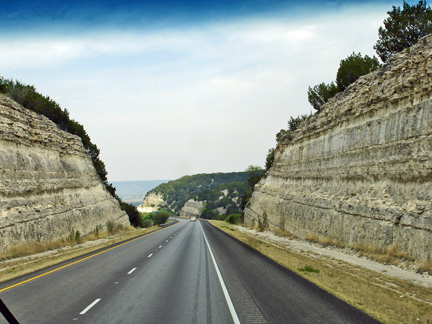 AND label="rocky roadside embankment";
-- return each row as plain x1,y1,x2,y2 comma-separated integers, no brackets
0,95,129,252
245,34,432,263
